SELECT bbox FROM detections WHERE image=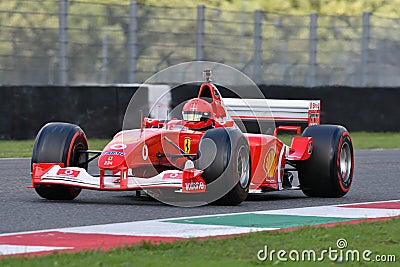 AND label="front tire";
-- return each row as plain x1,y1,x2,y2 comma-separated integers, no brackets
297,125,354,197
31,122,88,200
196,128,251,205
